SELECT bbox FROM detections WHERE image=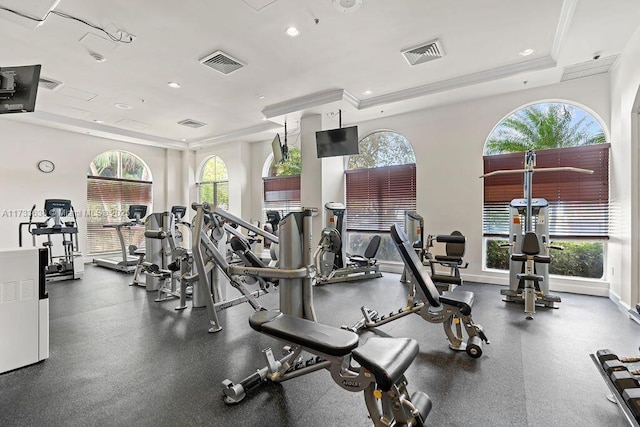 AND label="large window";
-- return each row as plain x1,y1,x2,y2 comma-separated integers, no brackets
346,131,416,262
198,155,228,209
263,146,301,221
483,102,608,278
86,150,152,255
